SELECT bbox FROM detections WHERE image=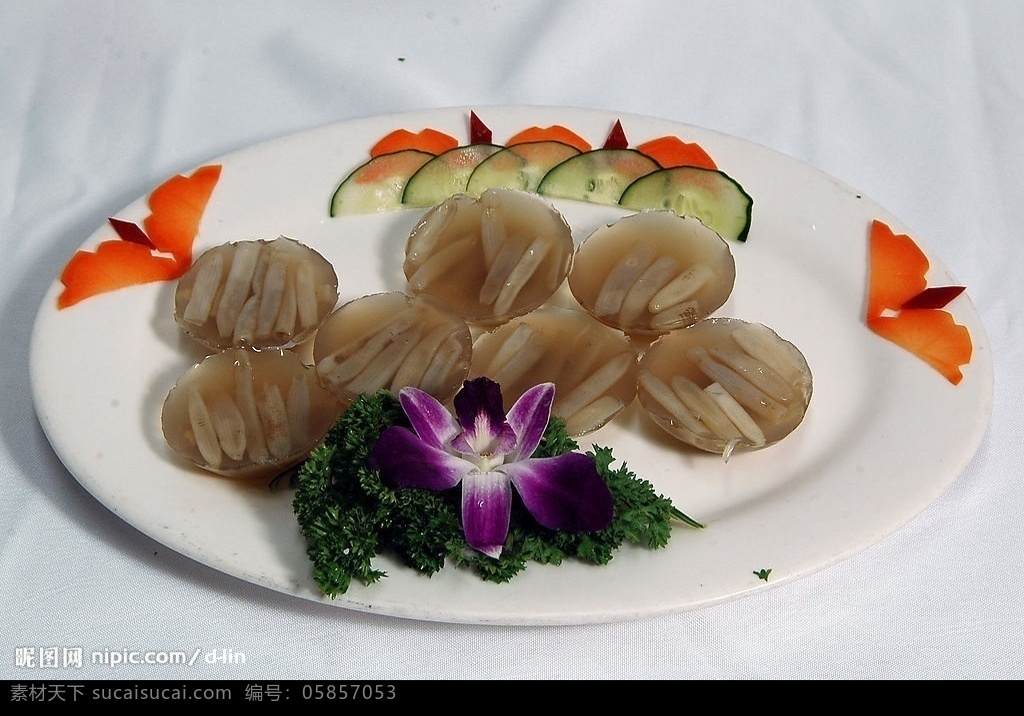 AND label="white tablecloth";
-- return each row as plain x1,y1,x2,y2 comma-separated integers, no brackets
2,0,1020,680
